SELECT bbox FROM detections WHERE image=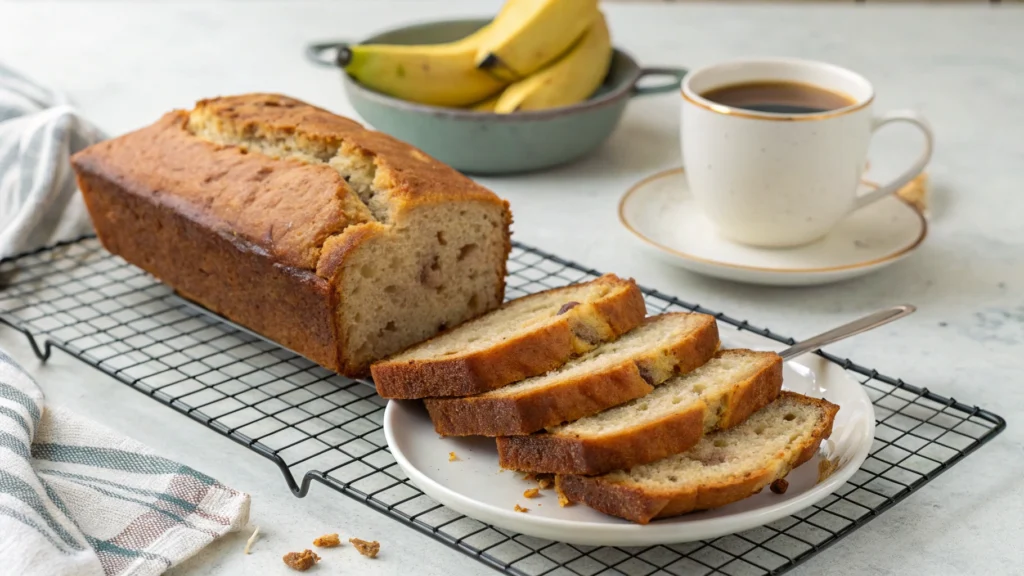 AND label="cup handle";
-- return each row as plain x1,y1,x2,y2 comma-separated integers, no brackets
631,67,689,98
852,110,934,211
